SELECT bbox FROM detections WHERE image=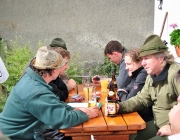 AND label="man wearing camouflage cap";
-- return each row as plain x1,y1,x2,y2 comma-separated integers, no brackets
105,35,180,140
49,38,76,92
0,46,99,140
